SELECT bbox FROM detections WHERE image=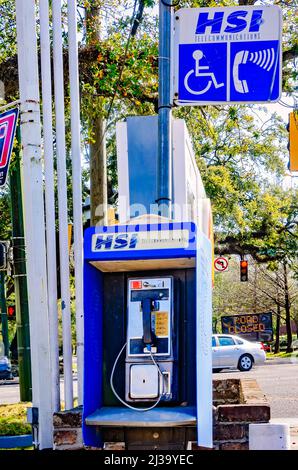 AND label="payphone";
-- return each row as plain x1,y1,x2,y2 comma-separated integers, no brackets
110,276,178,408
125,277,177,403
